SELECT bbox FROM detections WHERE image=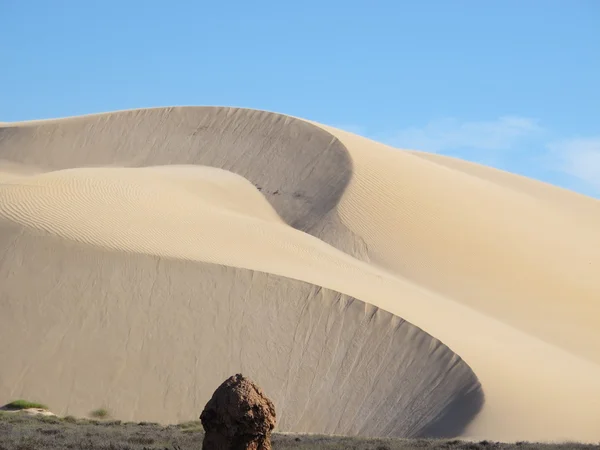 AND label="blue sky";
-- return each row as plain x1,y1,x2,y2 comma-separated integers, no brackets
1,1,599,197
